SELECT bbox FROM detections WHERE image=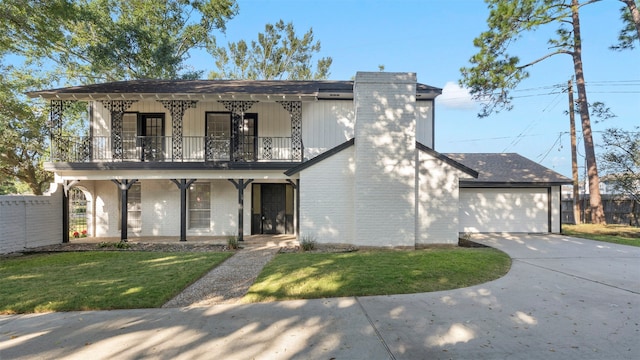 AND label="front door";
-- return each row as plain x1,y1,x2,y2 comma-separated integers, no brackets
261,184,286,234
